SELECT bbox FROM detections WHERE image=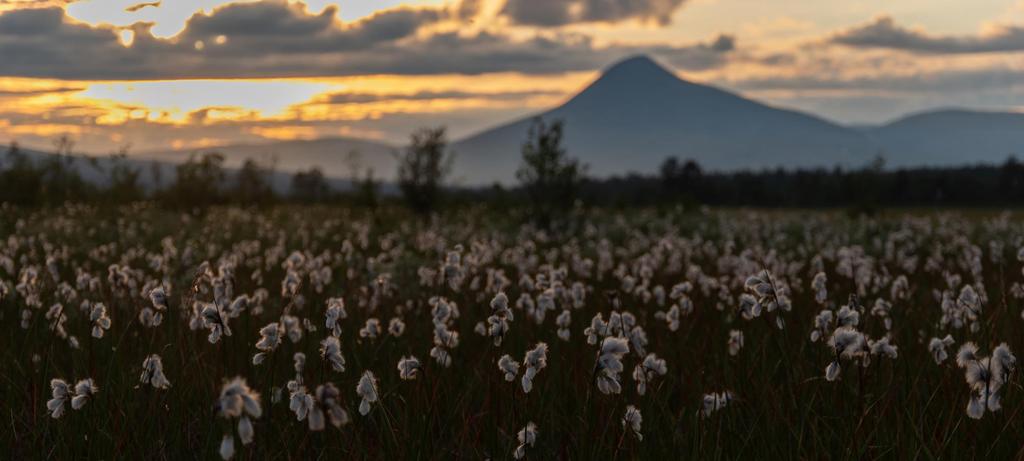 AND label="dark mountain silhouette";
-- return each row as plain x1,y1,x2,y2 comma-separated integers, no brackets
452,55,878,184
867,109,1024,166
